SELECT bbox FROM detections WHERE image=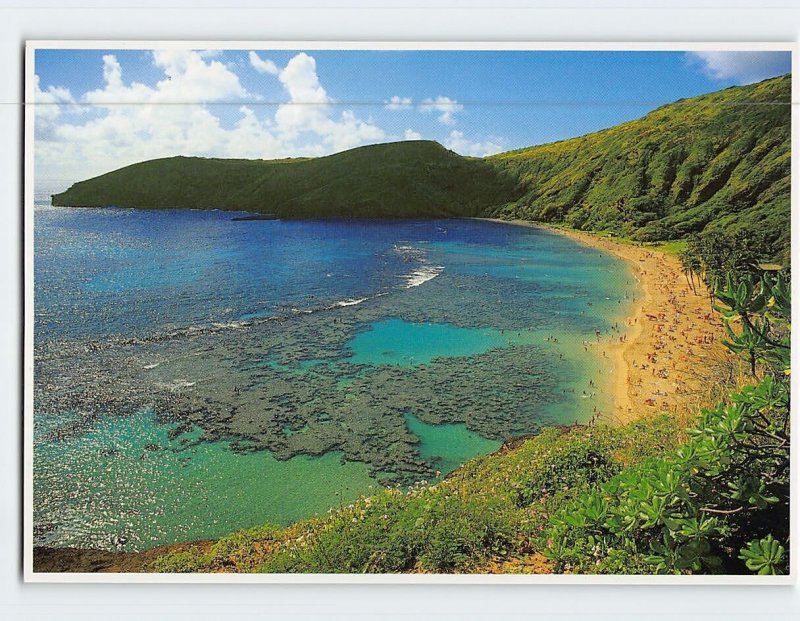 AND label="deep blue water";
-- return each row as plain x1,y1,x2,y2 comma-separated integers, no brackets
35,207,423,341
35,206,631,342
